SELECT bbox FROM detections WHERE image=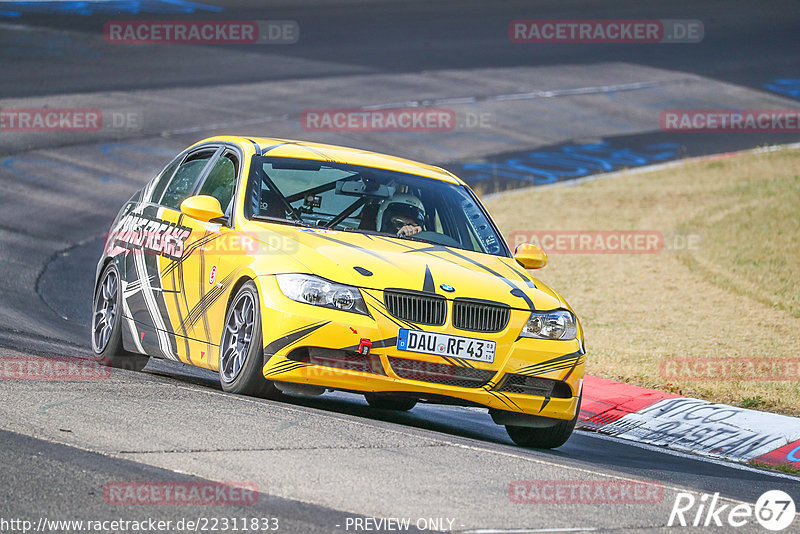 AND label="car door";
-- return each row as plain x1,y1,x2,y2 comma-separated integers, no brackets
122,146,219,363
176,147,245,367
